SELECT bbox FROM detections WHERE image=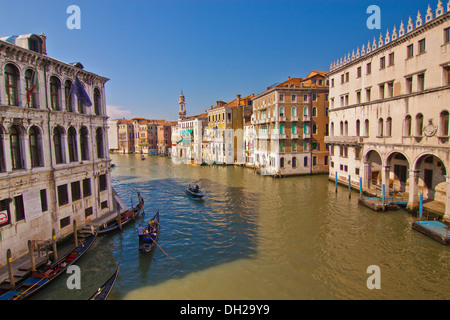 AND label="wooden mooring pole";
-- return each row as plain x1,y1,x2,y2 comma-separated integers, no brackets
335,172,338,194
52,229,58,261
73,220,78,247
28,240,36,272
348,175,351,199
6,249,15,289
